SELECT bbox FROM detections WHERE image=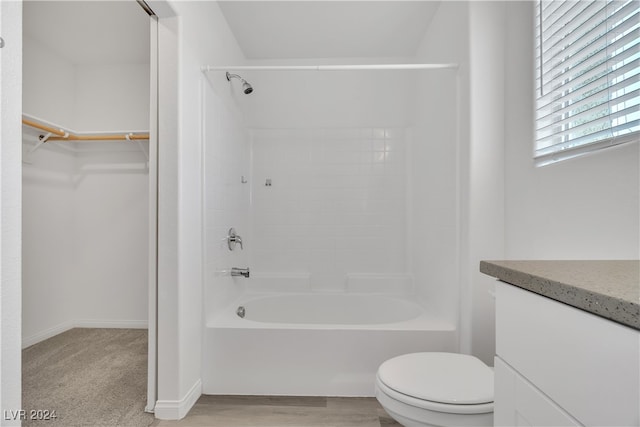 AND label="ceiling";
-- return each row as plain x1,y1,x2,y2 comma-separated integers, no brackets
23,1,150,65
23,1,439,64
217,1,440,60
